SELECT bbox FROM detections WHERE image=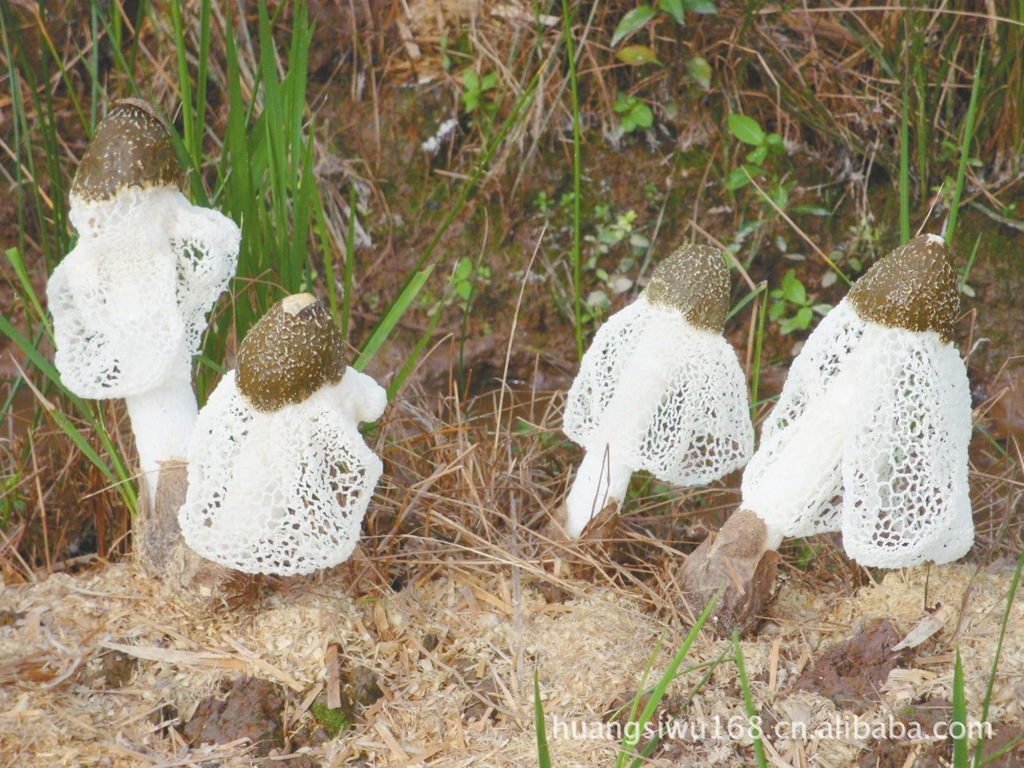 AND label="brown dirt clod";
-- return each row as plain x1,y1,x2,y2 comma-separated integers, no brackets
795,618,910,714
180,676,286,756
